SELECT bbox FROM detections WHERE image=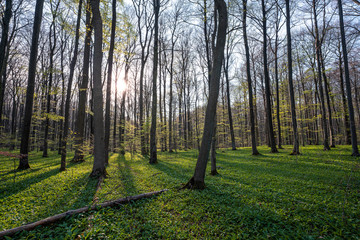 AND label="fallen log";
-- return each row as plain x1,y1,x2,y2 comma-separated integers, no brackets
0,189,168,238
